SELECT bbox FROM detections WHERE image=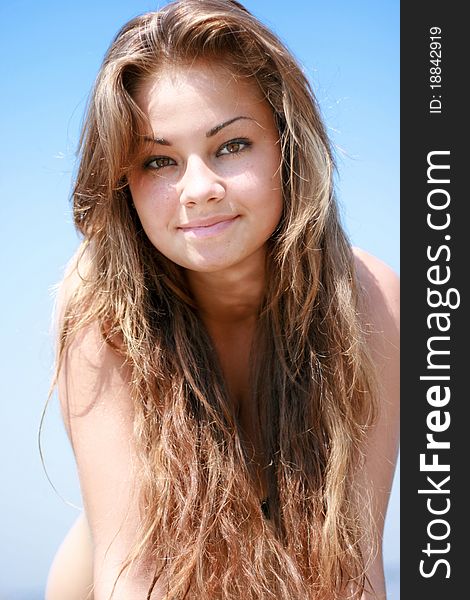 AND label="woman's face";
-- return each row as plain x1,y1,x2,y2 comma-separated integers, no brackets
127,62,283,275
